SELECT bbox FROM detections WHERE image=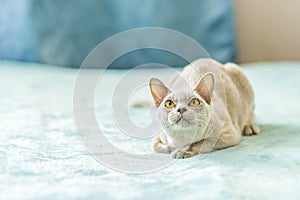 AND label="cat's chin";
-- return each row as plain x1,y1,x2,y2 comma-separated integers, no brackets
171,118,194,129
